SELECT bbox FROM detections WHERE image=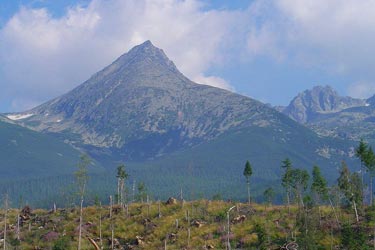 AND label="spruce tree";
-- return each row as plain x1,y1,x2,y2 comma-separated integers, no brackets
311,165,329,226
311,165,328,204
364,147,375,205
243,160,253,205
137,182,147,203
263,187,275,208
281,158,293,211
289,168,309,208
356,139,368,187
116,164,129,206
